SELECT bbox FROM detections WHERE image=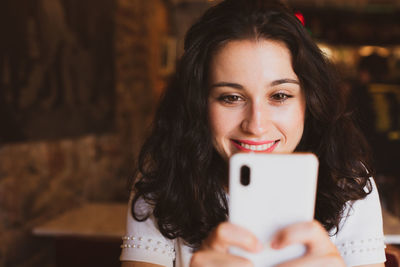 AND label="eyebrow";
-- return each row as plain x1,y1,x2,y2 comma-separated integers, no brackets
210,82,244,89
210,79,300,89
270,78,300,86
